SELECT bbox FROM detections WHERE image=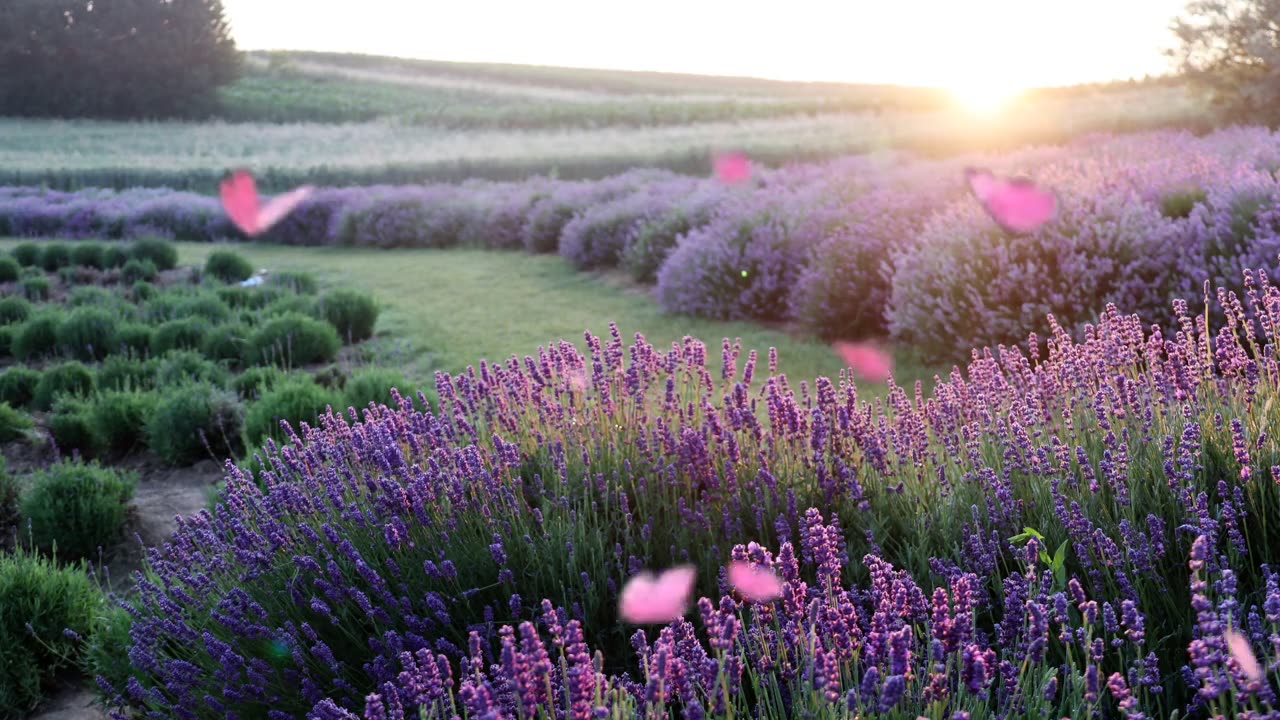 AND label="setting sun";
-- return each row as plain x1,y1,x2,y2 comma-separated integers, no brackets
949,81,1023,114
